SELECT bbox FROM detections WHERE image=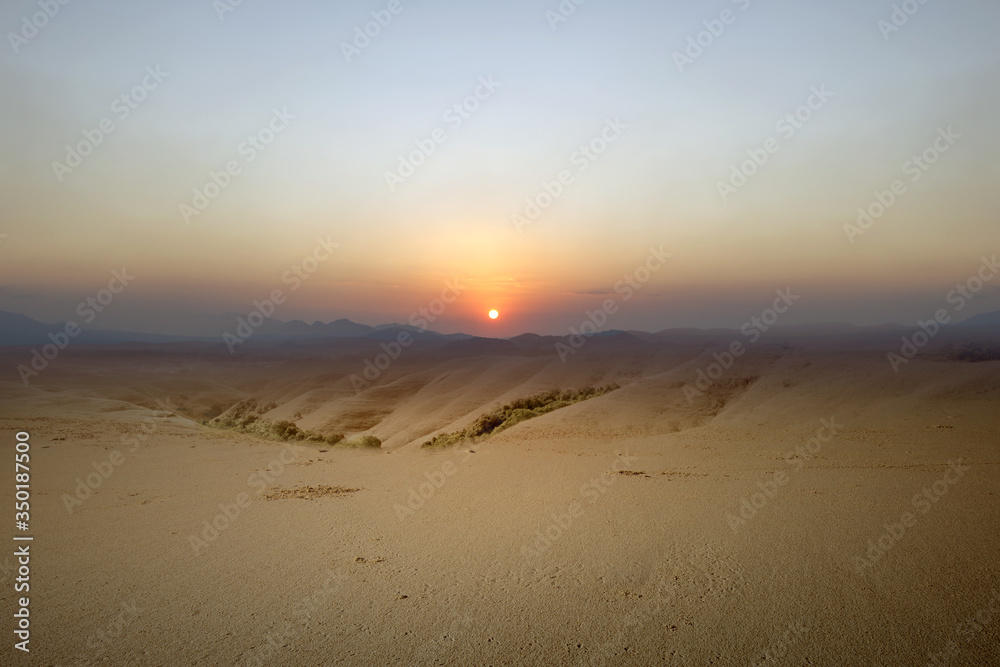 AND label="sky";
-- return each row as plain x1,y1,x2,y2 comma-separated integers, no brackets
1,0,998,338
